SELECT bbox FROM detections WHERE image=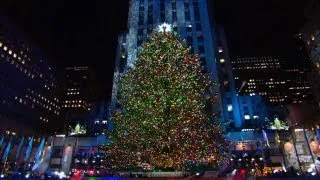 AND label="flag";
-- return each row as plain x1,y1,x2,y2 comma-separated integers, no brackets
25,137,34,162
16,136,25,159
2,140,12,162
275,131,280,145
0,136,4,149
35,137,45,162
262,130,270,147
